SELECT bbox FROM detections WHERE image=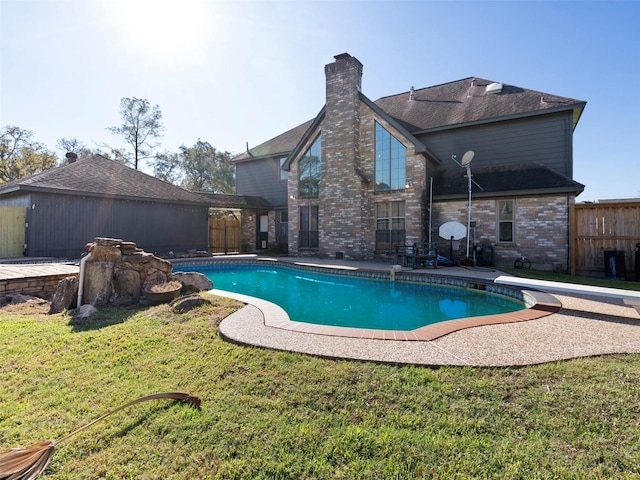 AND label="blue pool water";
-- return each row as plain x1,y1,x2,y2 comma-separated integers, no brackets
178,264,525,331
